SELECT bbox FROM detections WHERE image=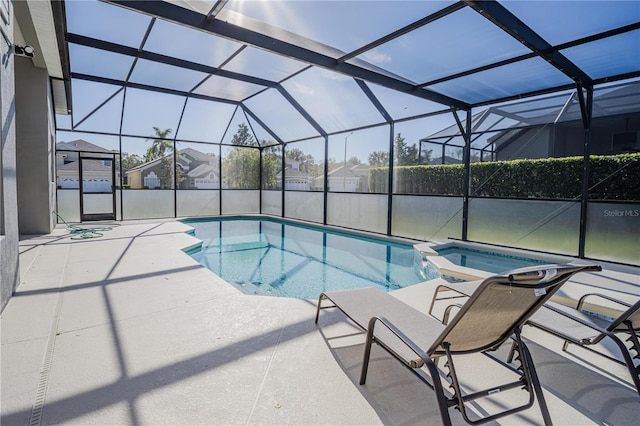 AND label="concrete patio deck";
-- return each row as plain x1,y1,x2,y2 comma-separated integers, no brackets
2,219,639,425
